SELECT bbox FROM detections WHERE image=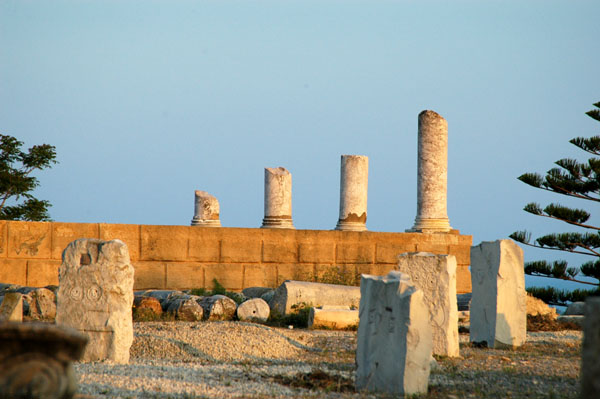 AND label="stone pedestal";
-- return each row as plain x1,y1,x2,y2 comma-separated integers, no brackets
581,297,600,398
191,190,221,227
261,167,294,229
56,238,134,364
356,271,432,395
335,155,368,231
396,252,459,357
470,240,526,348
409,110,452,233
0,322,87,399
